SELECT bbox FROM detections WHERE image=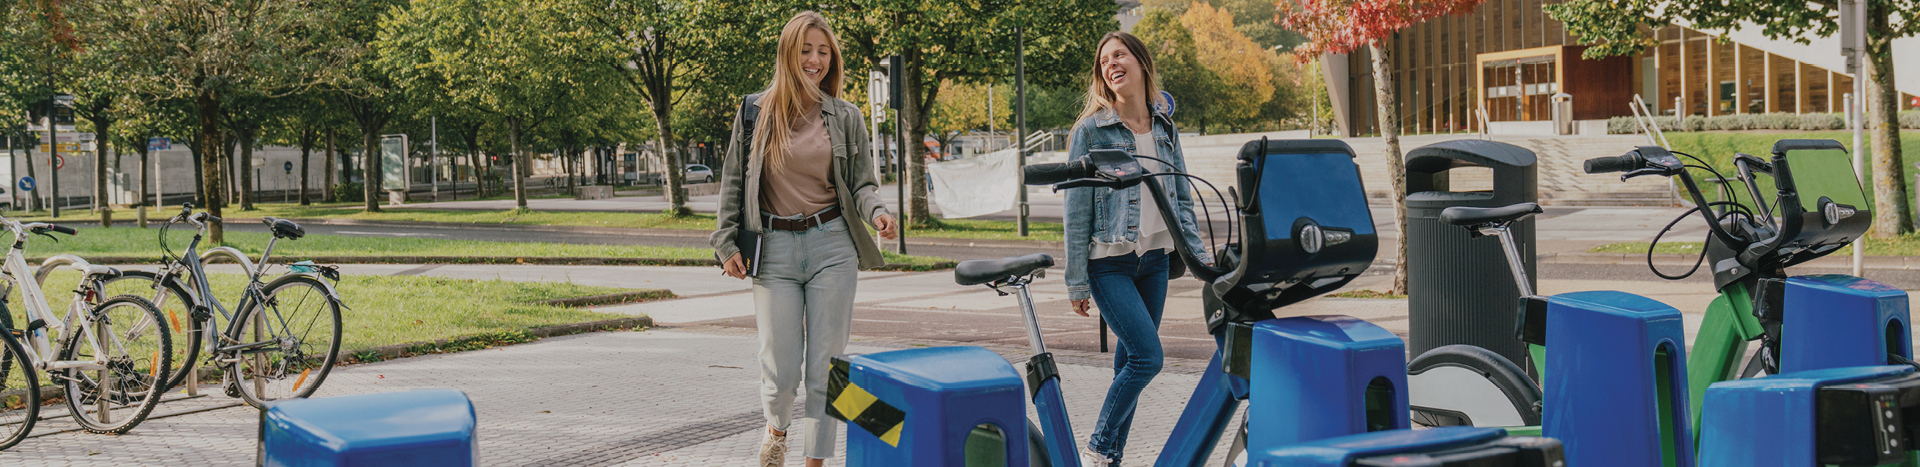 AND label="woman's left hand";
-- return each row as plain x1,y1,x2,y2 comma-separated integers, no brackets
873,214,899,240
